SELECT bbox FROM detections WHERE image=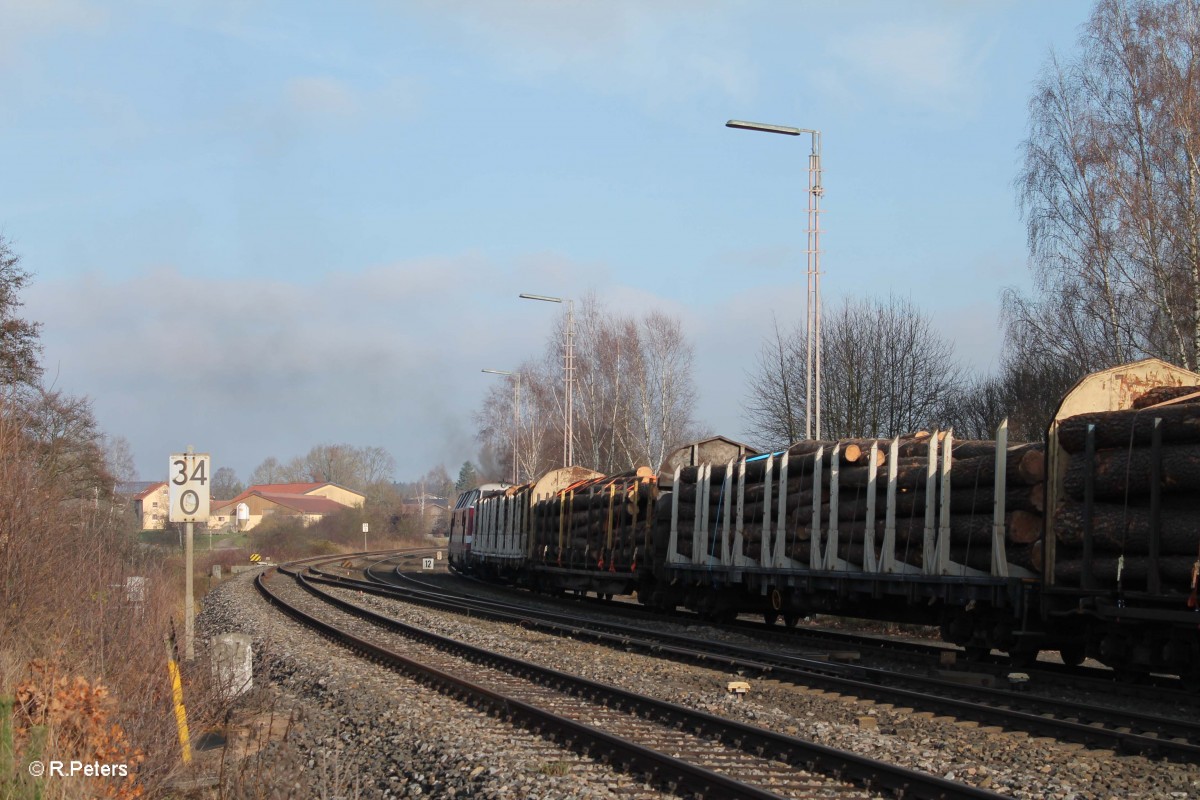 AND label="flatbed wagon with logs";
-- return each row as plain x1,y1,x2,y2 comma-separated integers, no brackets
451,358,1200,683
